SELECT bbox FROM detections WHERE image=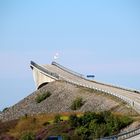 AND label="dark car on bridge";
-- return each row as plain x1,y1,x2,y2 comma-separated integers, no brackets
87,75,95,78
